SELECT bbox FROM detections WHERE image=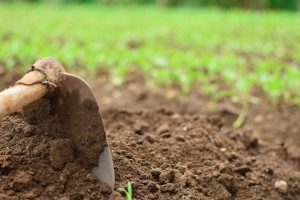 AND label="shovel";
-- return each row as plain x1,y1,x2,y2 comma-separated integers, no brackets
0,57,115,189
